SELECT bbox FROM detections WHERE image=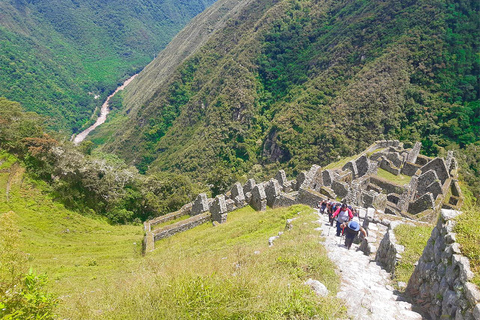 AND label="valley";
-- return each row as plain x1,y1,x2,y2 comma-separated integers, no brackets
73,74,138,145
0,0,479,318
